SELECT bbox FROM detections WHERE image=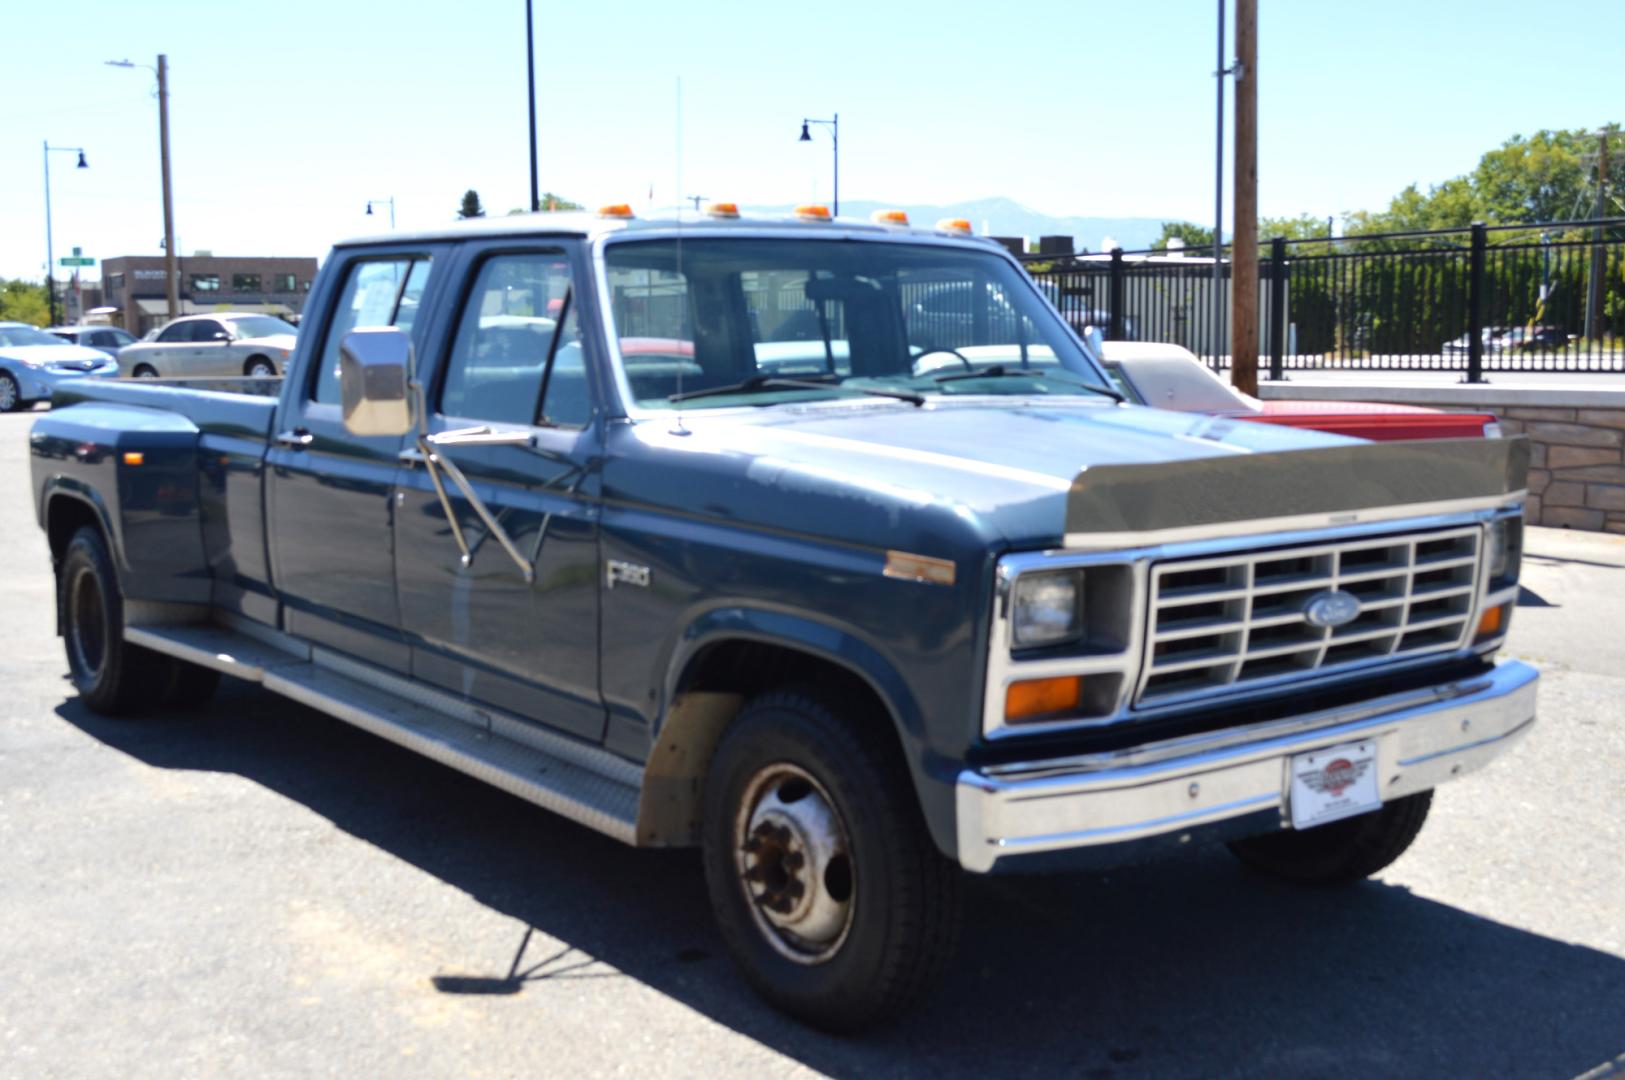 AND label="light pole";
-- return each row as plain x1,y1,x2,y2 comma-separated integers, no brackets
42,143,88,327
798,114,839,216
365,198,396,229
525,0,539,213
106,56,179,322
